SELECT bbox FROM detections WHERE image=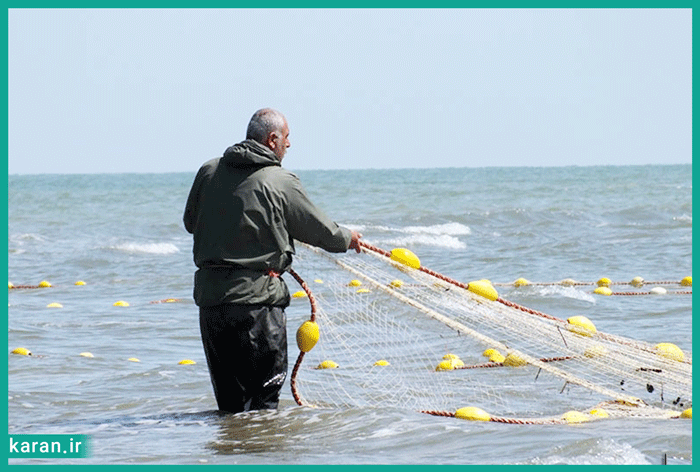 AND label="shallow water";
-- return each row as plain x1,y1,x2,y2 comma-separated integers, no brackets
8,165,692,464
